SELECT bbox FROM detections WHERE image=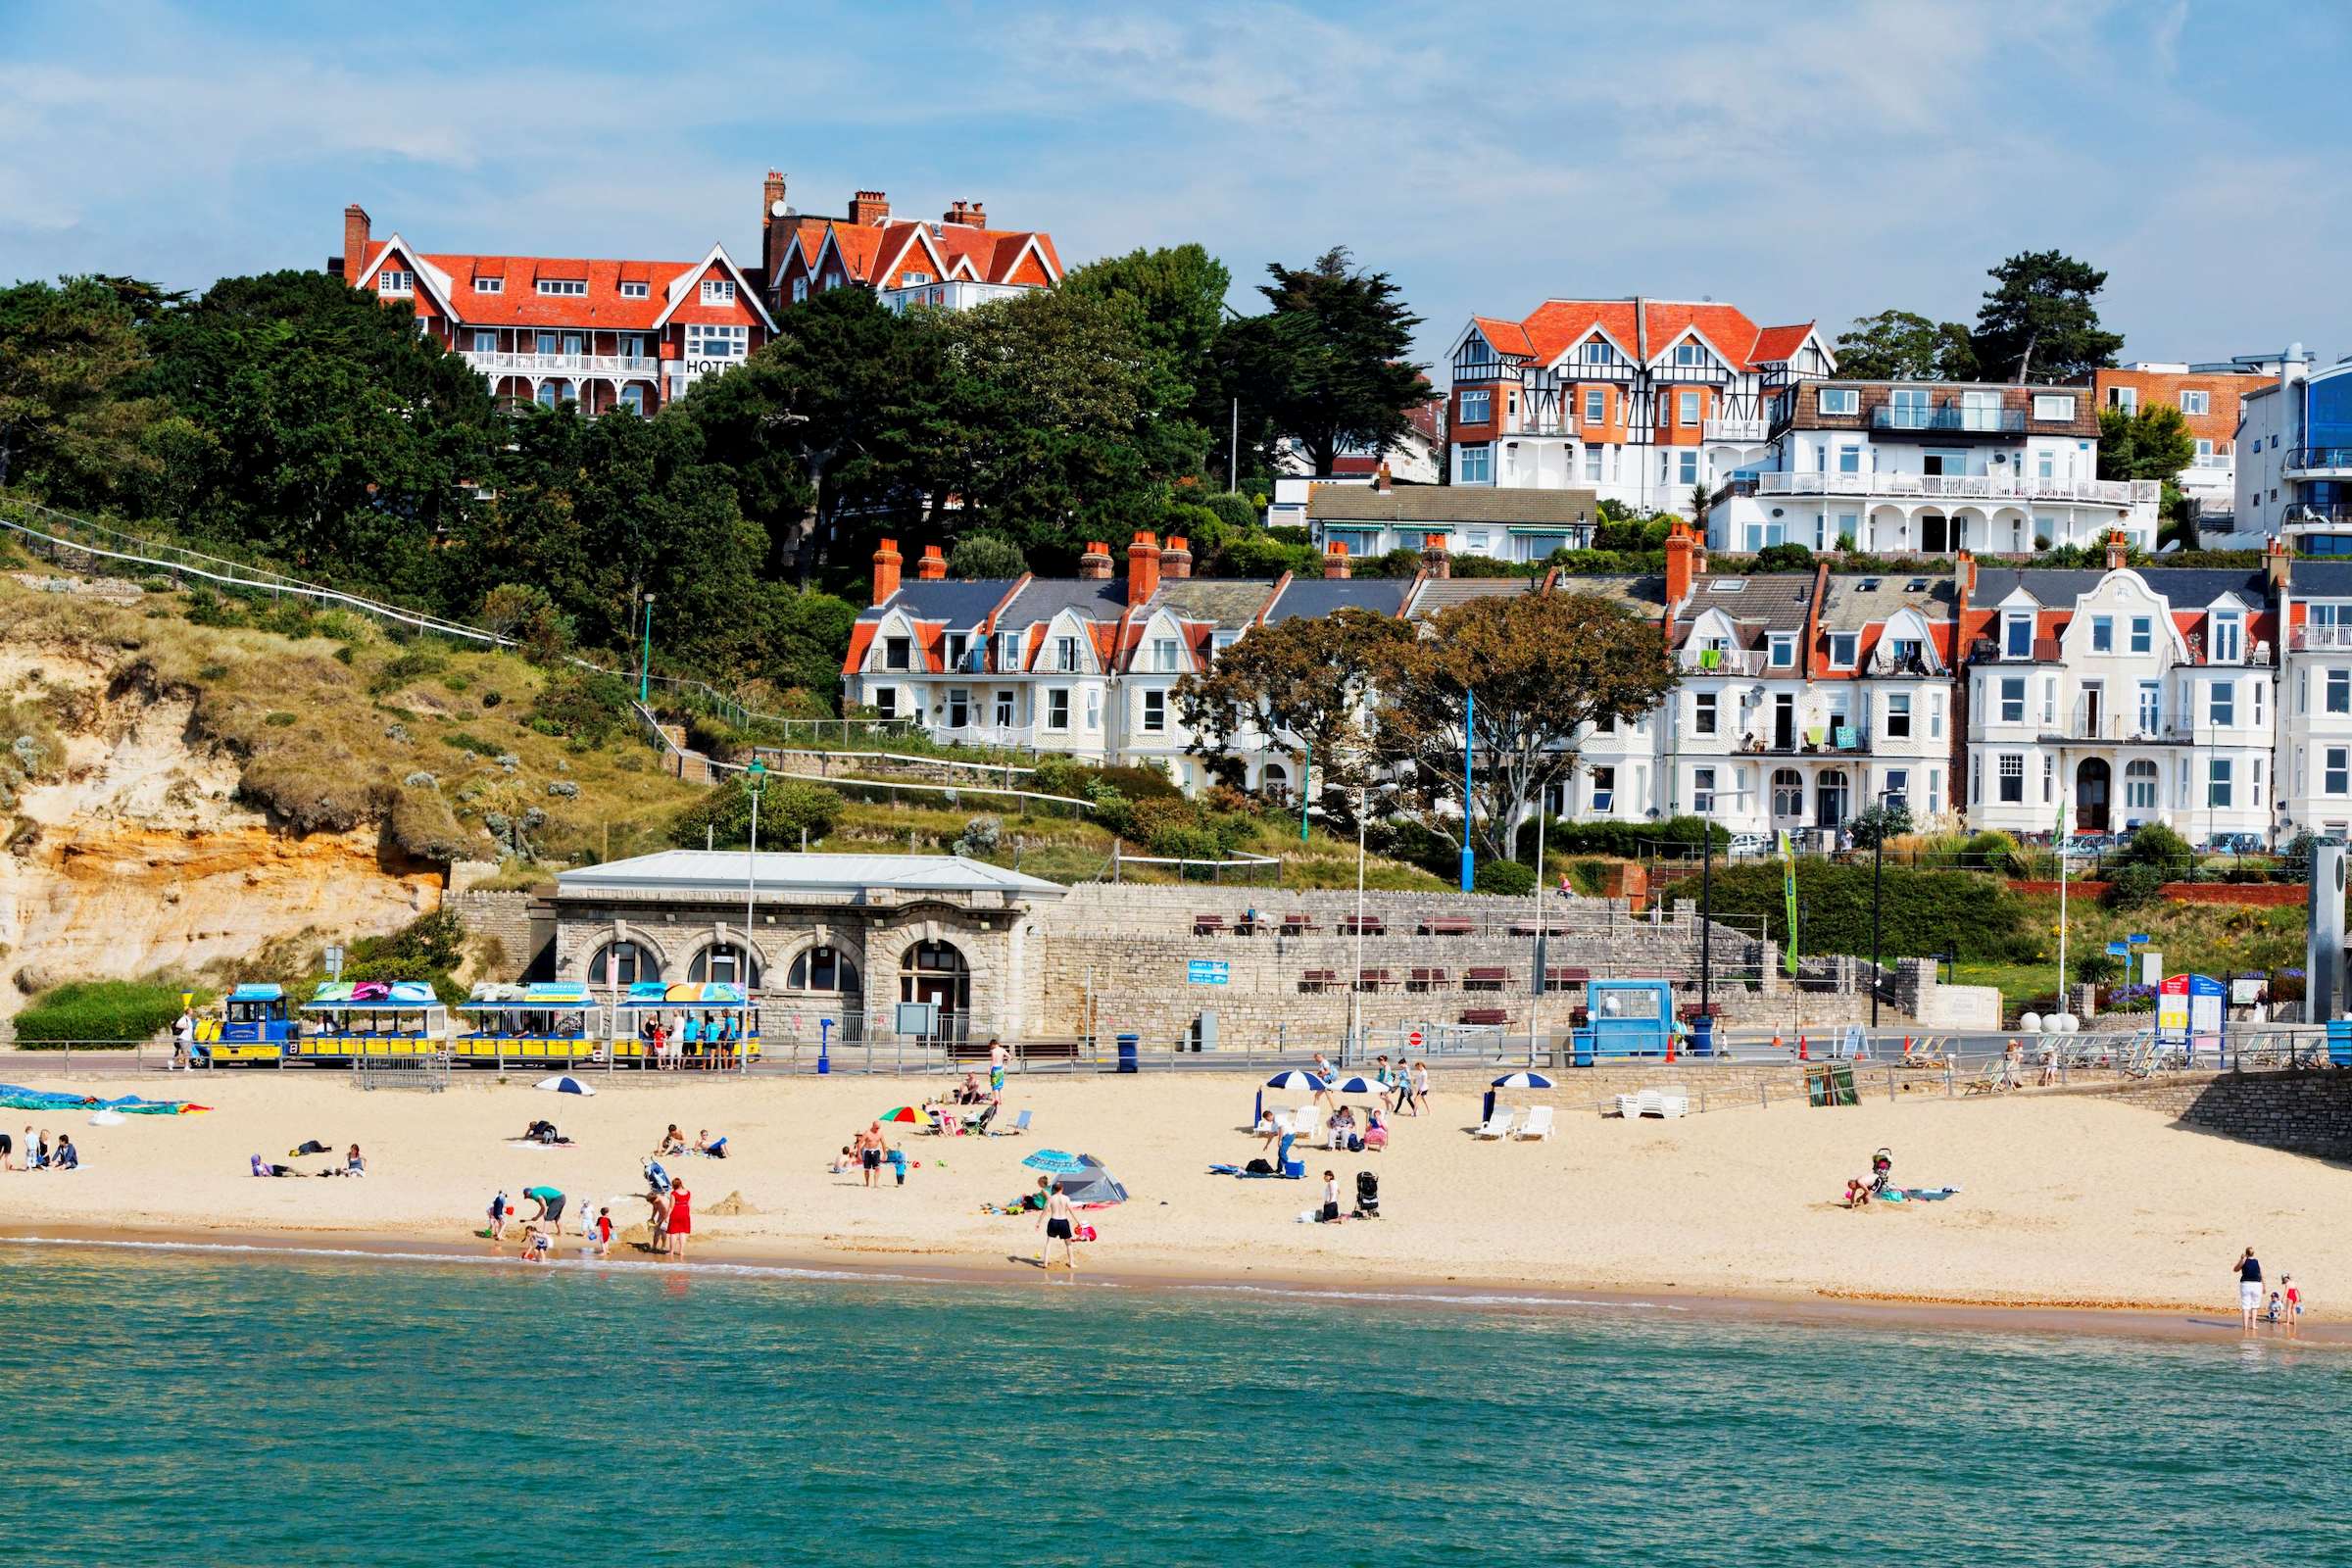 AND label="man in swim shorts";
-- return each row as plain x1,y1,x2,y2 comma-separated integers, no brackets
860,1122,884,1189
